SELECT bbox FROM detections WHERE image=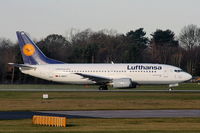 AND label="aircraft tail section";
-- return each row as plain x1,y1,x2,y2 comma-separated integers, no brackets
16,31,64,65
